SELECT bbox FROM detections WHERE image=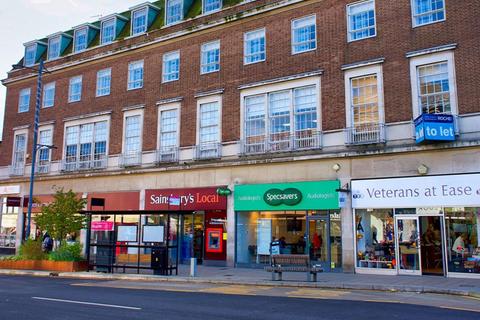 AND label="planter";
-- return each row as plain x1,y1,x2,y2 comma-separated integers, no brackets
0,259,88,272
